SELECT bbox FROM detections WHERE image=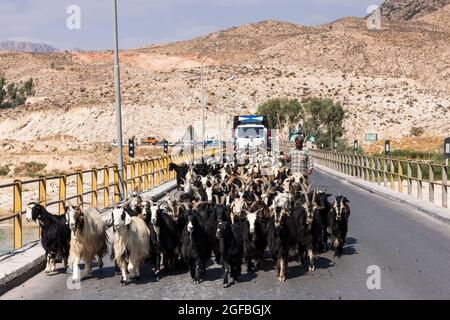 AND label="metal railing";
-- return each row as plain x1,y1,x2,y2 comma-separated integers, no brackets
0,152,199,252
310,149,449,210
